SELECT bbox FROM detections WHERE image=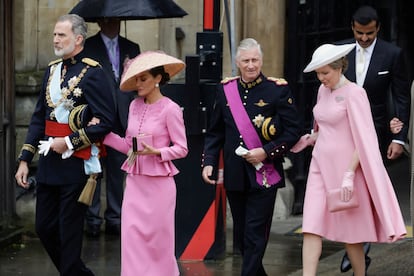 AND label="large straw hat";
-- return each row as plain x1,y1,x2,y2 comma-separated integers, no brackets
303,43,355,73
120,51,185,91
